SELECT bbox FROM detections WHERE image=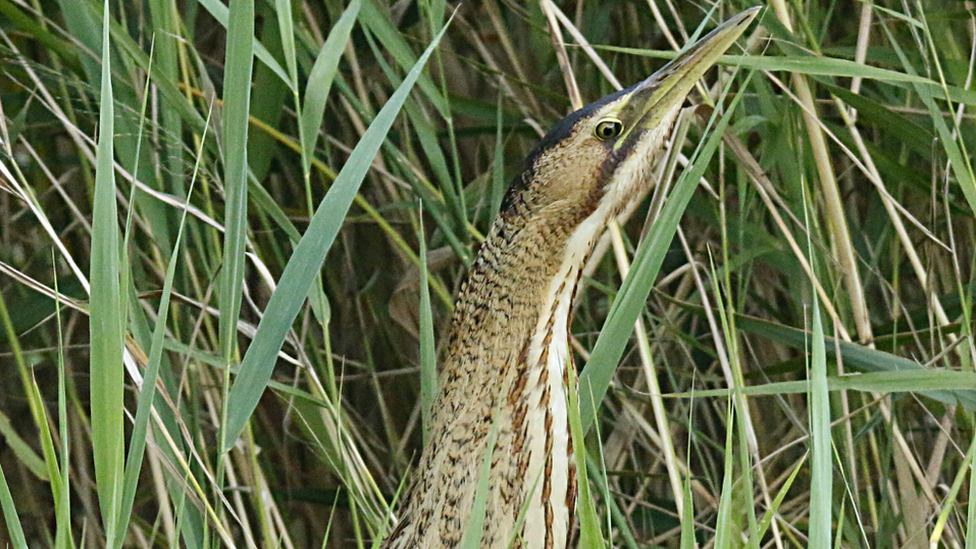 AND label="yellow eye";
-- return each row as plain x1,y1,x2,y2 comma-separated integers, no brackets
594,118,624,140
